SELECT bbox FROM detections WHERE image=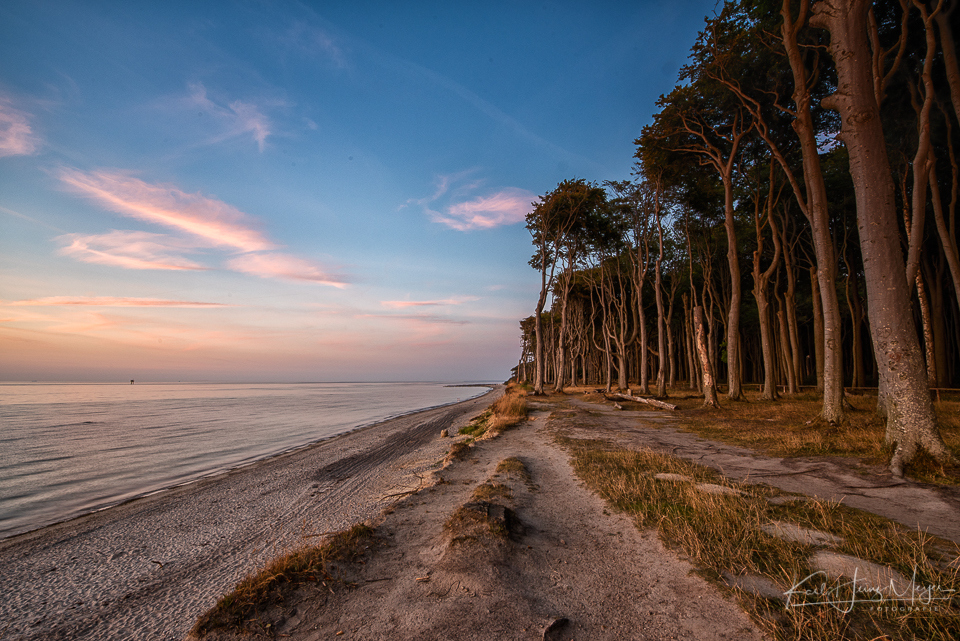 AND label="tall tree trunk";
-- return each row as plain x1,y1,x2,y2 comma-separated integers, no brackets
812,0,954,475
809,265,826,391
774,0,846,419
694,306,720,408
915,270,938,387
843,249,867,388
780,223,802,393
655,215,668,398
721,172,745,400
